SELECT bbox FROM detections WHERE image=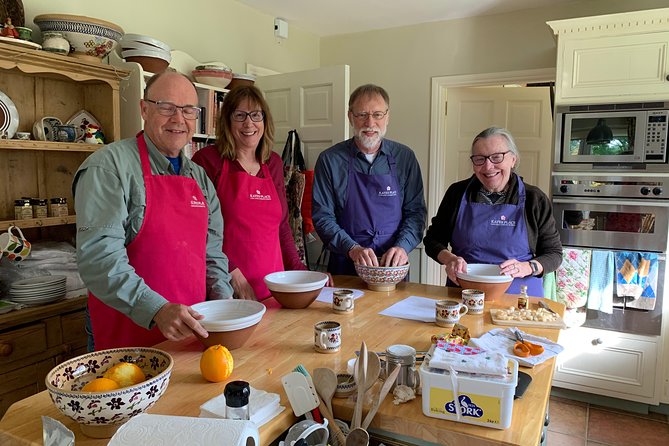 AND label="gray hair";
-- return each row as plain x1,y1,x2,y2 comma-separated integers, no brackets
348,84,390,110
472,126,520,167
